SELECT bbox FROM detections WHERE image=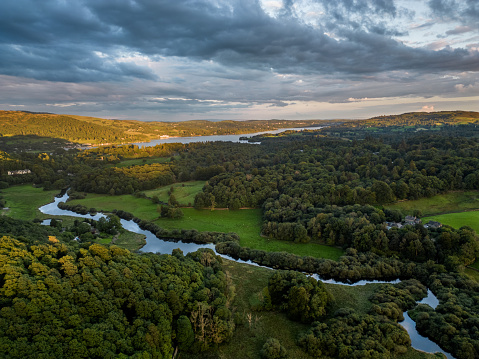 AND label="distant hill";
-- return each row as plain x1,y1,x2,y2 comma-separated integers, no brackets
0,111,329,145
315,110,479,140
347,110,479,127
